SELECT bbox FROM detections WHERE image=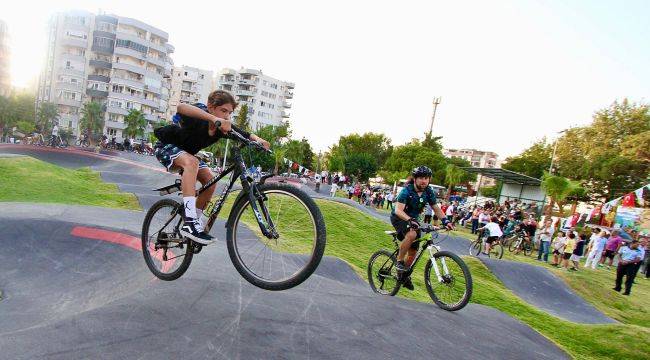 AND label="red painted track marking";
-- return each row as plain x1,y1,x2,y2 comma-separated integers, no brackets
71,226,175,272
